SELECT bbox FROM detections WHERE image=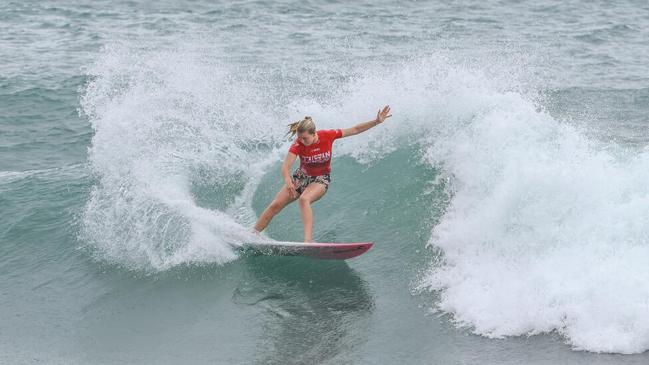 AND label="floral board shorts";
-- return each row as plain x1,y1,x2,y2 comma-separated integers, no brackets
292,168,331,195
